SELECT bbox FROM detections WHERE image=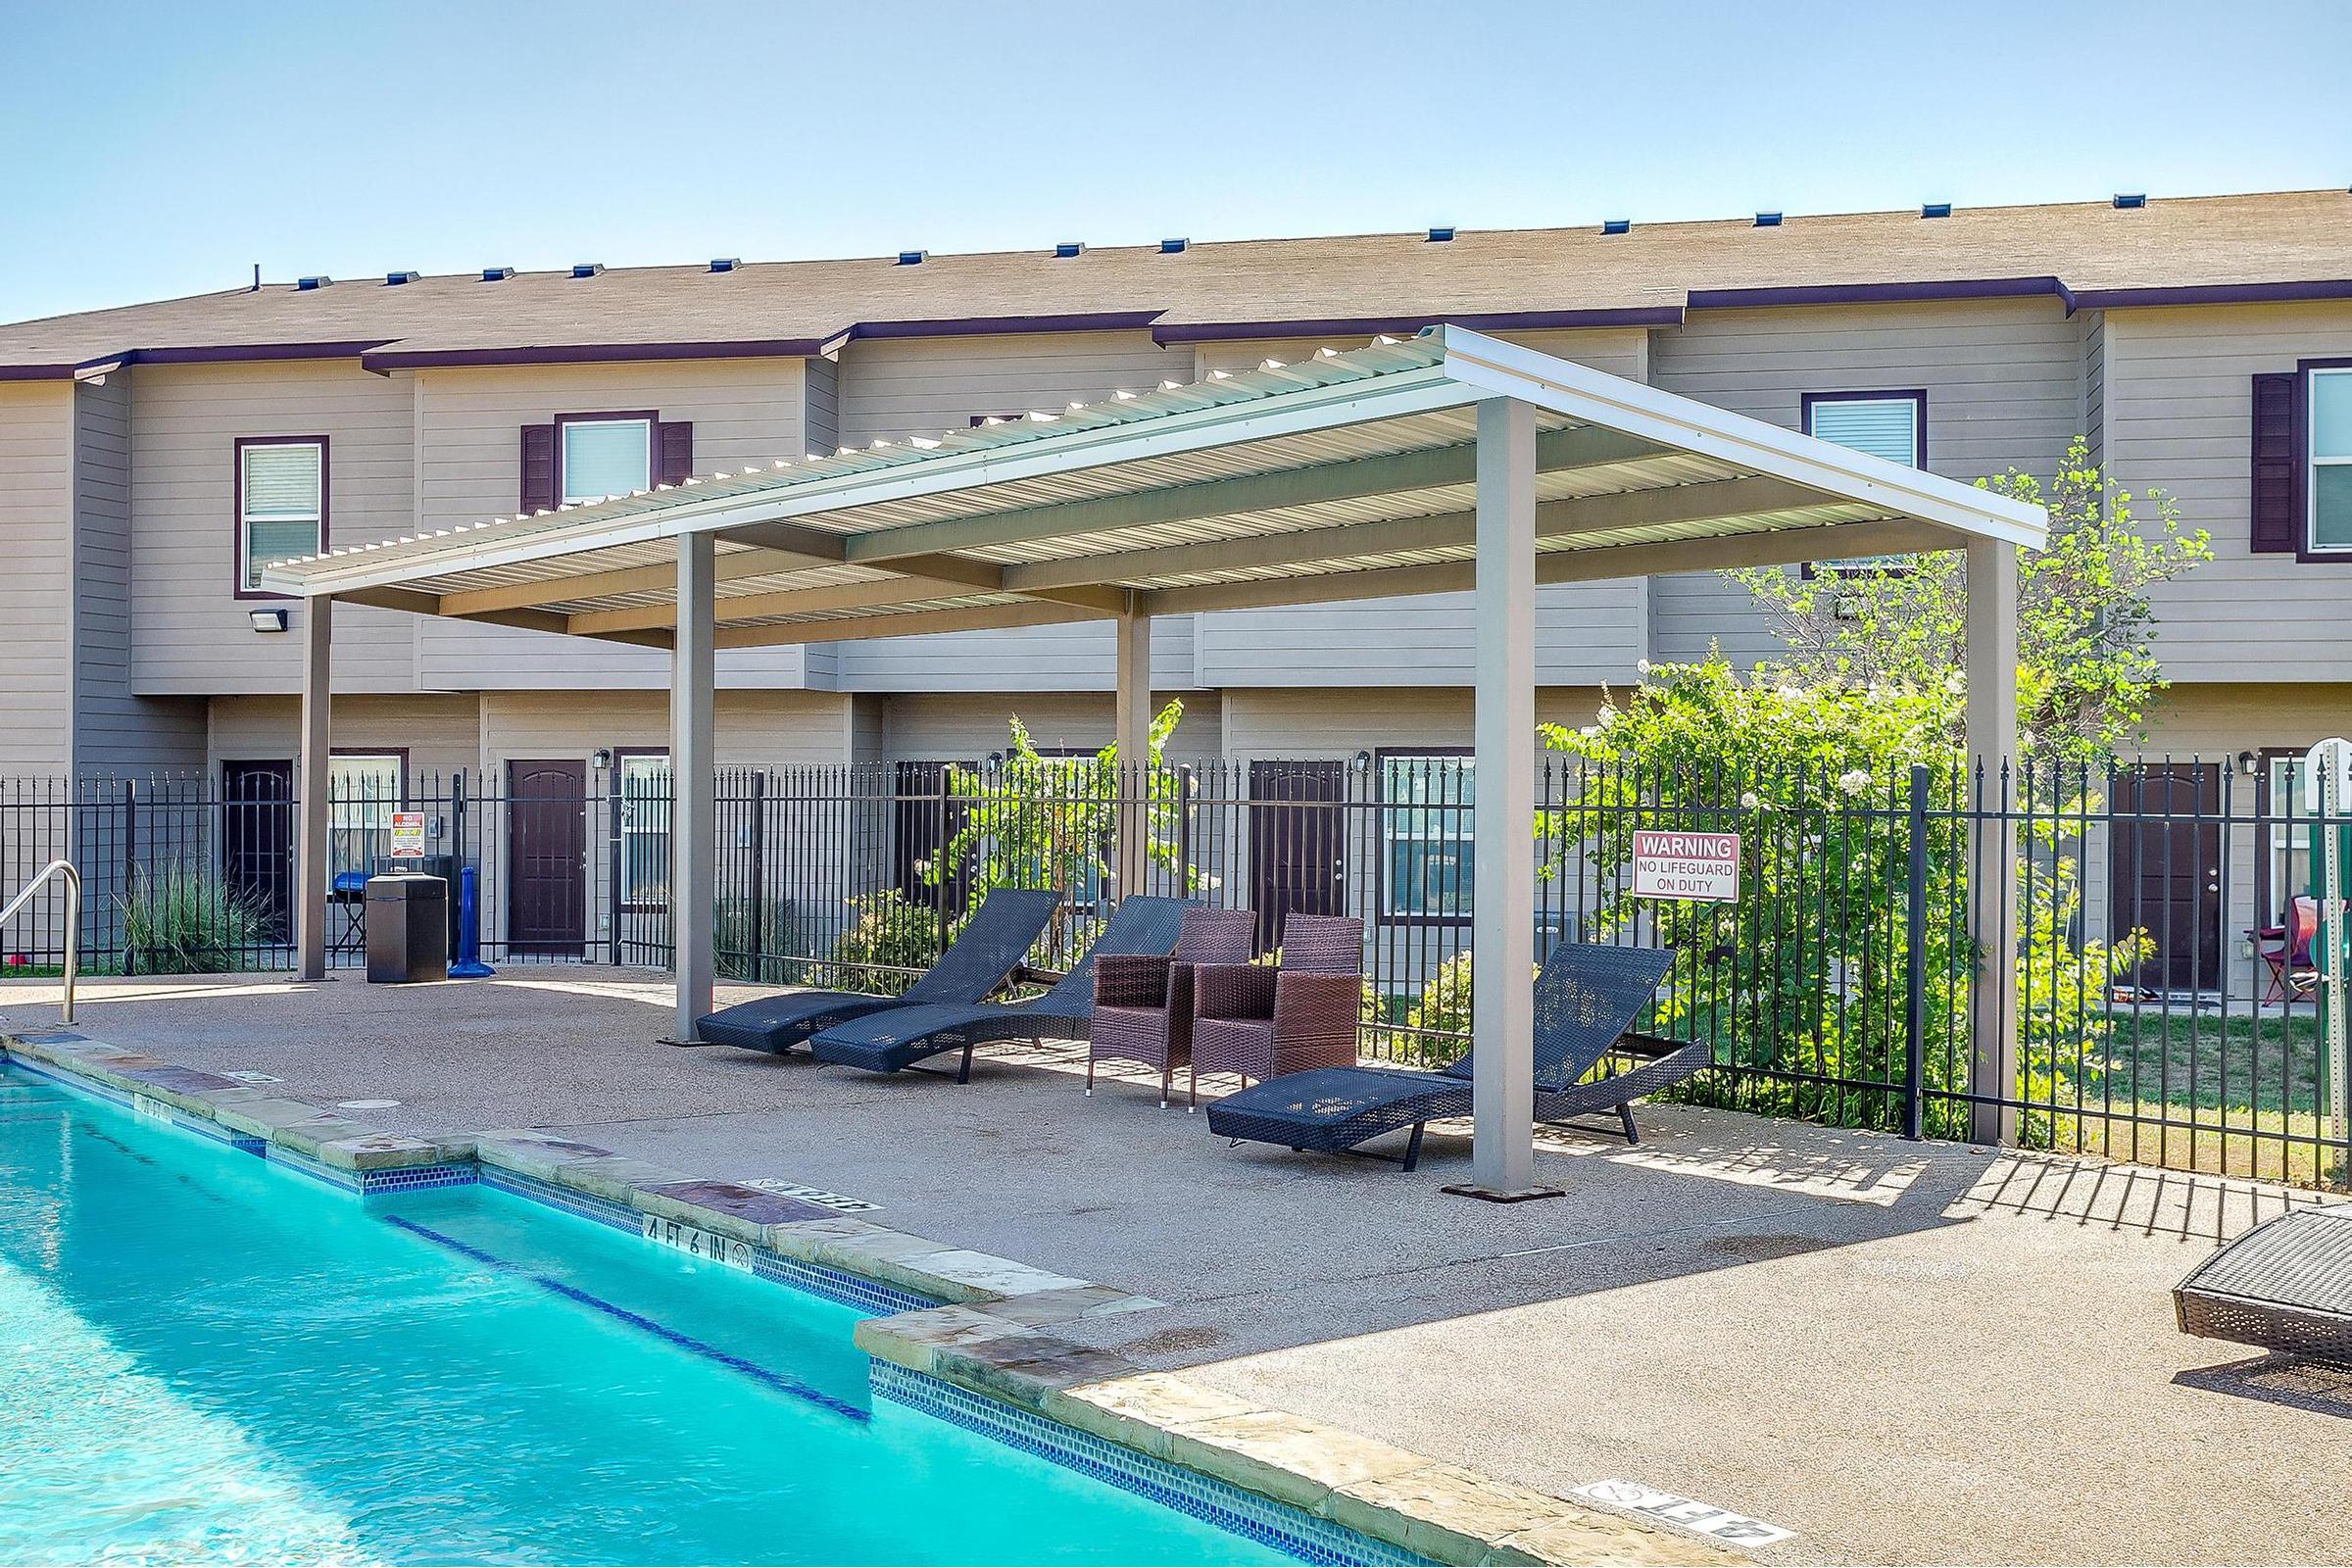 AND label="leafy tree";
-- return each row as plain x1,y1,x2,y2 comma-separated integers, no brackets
1726,439,2210,762
1537,657,2146,1144
927,700,1206,952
